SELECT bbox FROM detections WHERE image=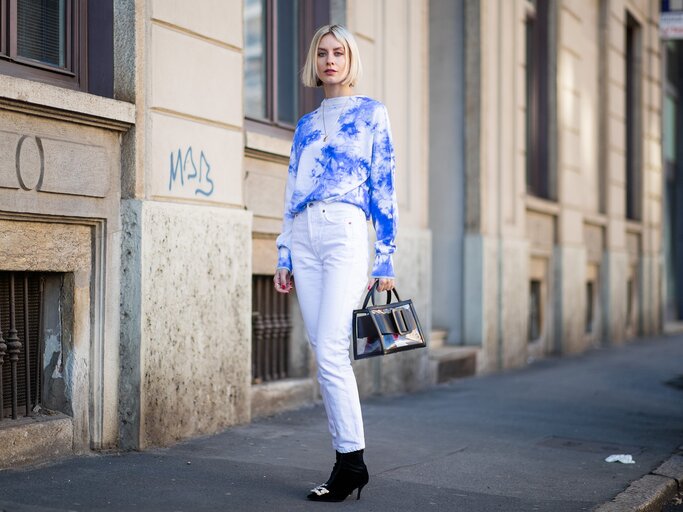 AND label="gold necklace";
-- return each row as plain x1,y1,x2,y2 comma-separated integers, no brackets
322,96,352,142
